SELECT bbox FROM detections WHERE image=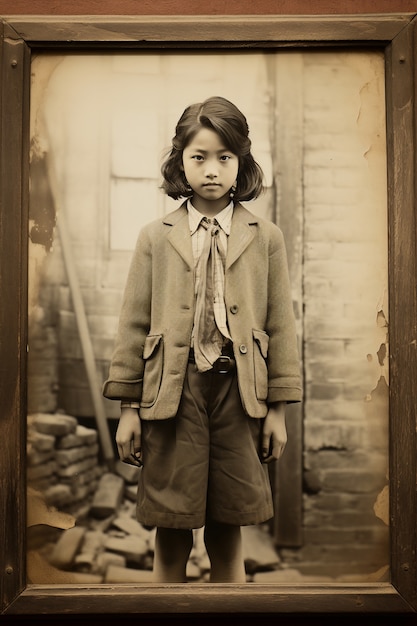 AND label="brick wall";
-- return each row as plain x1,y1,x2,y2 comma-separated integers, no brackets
289,51,389,577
